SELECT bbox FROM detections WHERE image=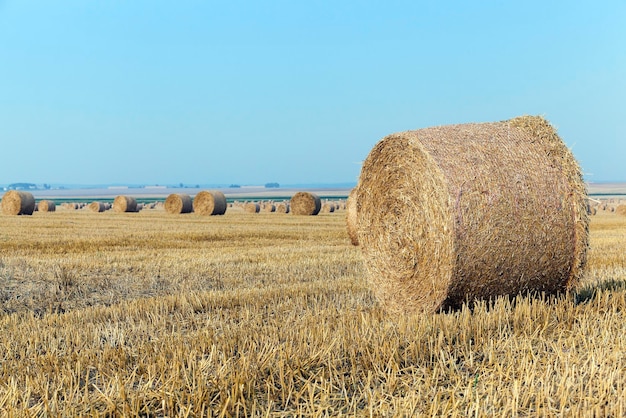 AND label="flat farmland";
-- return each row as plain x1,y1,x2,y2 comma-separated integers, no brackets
0,206,625,416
